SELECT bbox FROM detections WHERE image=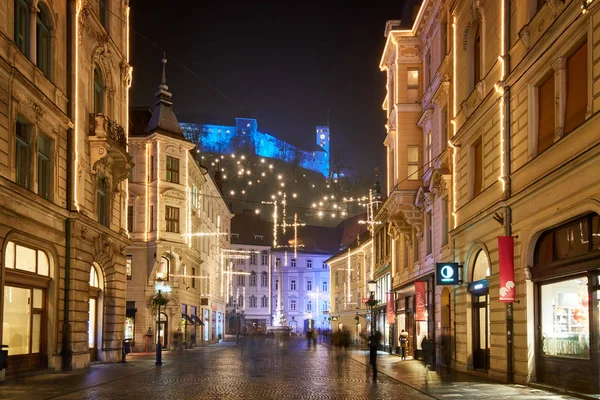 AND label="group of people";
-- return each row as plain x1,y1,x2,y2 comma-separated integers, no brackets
305,328,319,349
